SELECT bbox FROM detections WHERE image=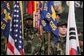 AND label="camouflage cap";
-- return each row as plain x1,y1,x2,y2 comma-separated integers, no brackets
57,19,67,27
23,13,33,20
